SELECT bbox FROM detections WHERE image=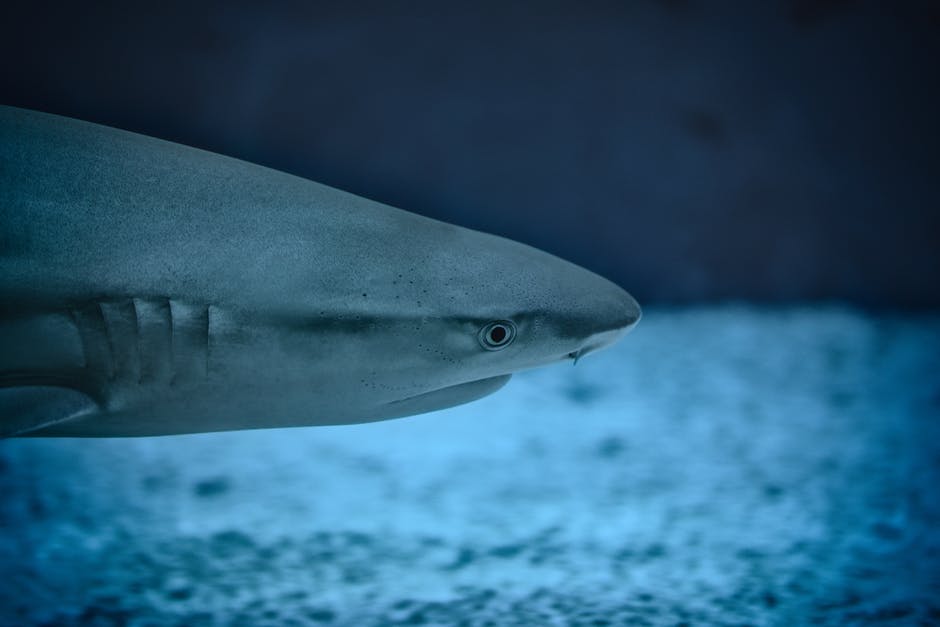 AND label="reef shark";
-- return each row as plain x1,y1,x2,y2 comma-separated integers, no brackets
0,106,640,437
